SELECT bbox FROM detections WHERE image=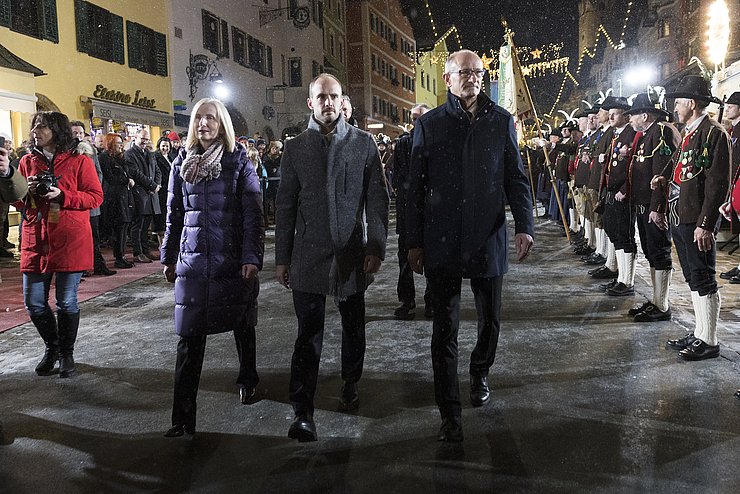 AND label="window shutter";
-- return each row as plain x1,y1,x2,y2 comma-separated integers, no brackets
0,0,9,28
41,0,58,42
220,19,229,59
266,46,273,77
111,14,124,64
74,0,89,53
155,31,168,76
127,20,141,70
